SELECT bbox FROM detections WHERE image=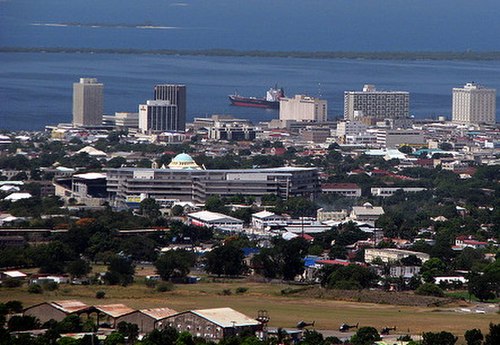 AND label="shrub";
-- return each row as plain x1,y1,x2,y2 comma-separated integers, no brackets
7,315,40,331
5,300,23,313
236,287,248,294
43,282,59,291
398,335,413,341
280,287,310,295
422,331,457,345
156,282,174,292
2,278,22,288
331,280,362,290
221,289,232,296
95,291,106,299
415,283,445,297
27,284,43,294
145,279,157,288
